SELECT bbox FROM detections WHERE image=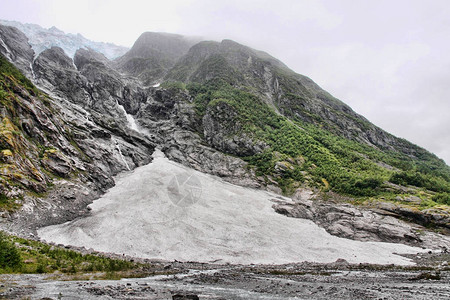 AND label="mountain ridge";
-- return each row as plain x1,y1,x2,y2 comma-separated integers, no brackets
0,19,129,59
114,31,200,86
165,37,445,162
0,23,449,241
